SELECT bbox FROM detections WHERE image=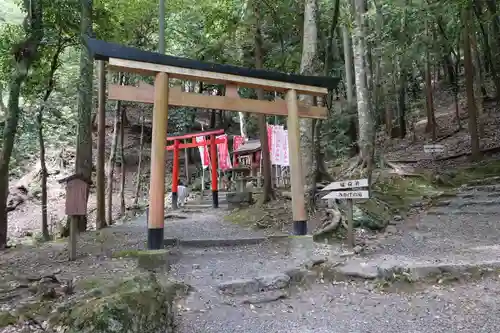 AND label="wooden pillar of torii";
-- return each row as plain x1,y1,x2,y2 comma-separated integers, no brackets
87,37,338,250
148,72,169,249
